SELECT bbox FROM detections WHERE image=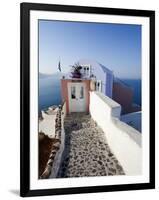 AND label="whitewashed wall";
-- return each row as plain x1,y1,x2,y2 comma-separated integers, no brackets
121,111,141,132
50,102,66,178
89,91,142,175
39,108,58,138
